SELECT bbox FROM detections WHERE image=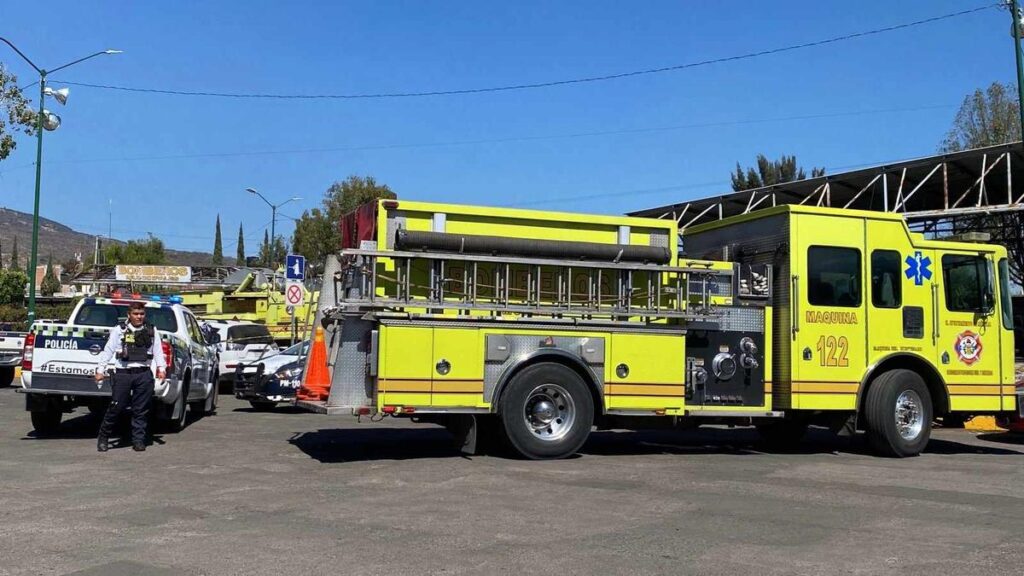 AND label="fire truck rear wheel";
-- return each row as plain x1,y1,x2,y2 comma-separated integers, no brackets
864,369,932,457
498,363,594,460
